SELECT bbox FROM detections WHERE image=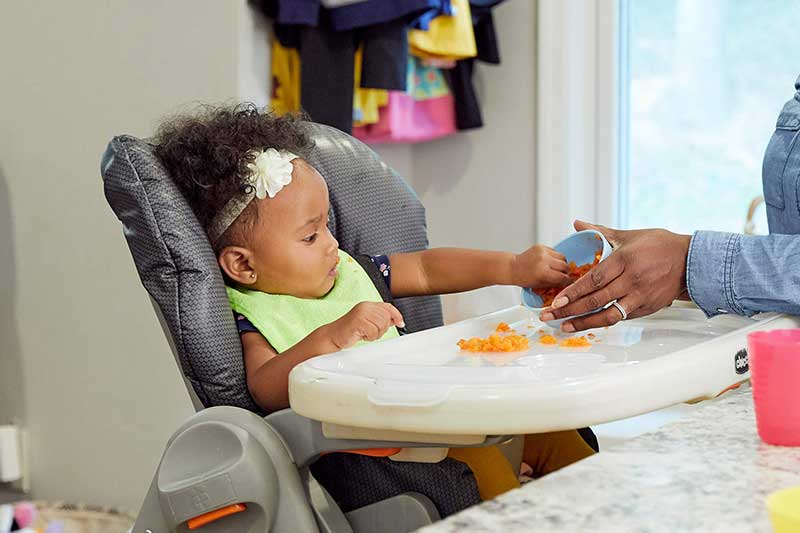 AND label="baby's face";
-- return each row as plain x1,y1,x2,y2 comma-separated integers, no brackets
246,159,340,298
